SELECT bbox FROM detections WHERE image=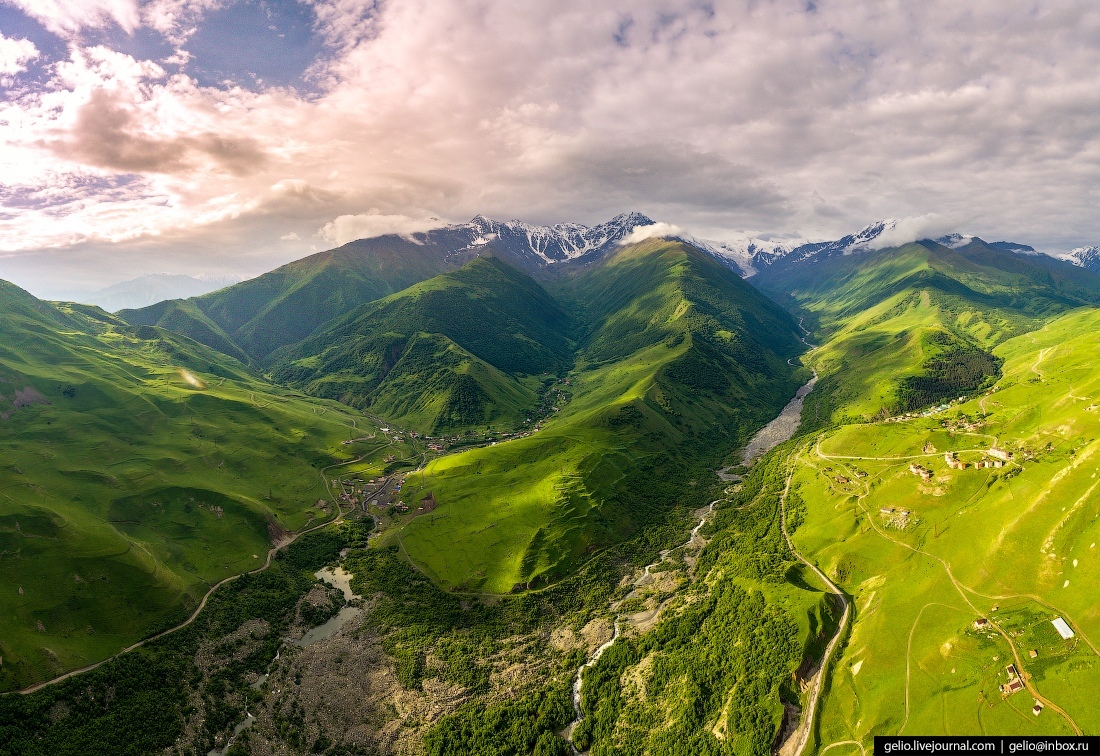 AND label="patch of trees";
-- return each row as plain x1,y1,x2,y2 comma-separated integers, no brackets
574,446,809,756
894,343,1002,413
